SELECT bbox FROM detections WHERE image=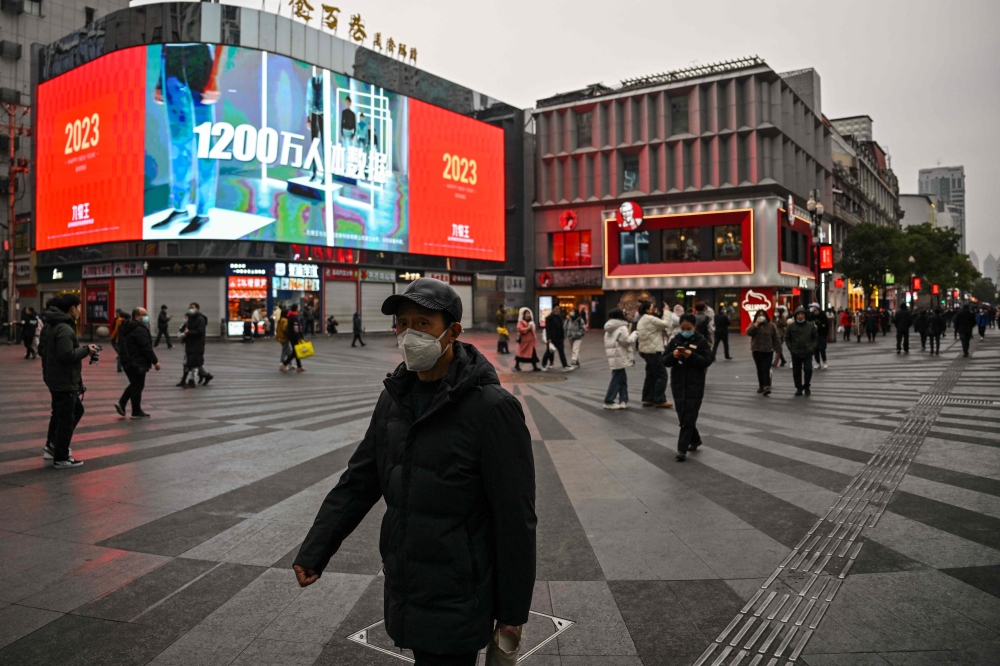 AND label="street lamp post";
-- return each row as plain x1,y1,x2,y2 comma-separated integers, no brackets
806,192,825,308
